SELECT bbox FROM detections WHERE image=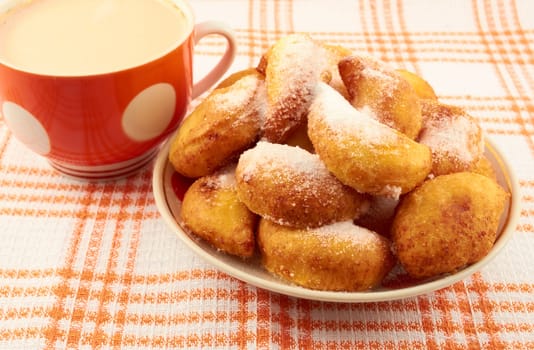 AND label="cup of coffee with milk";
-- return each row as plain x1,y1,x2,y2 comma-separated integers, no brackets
0,0,236,179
